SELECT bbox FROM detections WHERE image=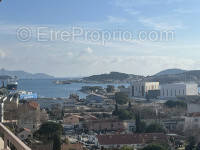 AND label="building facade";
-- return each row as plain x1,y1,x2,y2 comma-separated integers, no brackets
130,82,159,98
96,133,167,149
184,113,200,131
160,83,198,98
